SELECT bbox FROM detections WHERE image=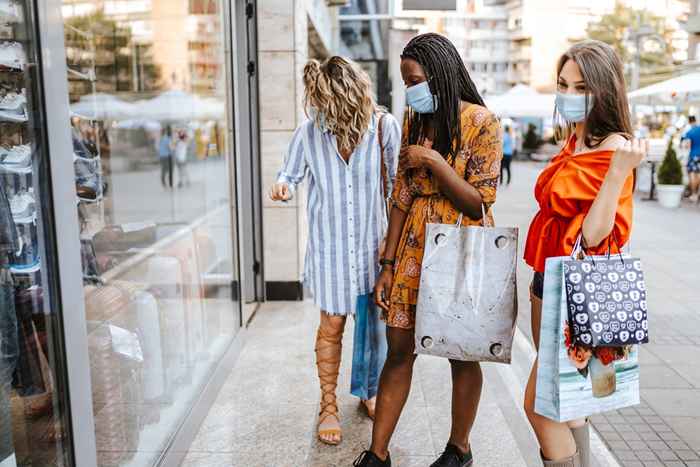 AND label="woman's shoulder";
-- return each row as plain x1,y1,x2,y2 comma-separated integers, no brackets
378,111,400,129
594,133,628,152
462,103,497,128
